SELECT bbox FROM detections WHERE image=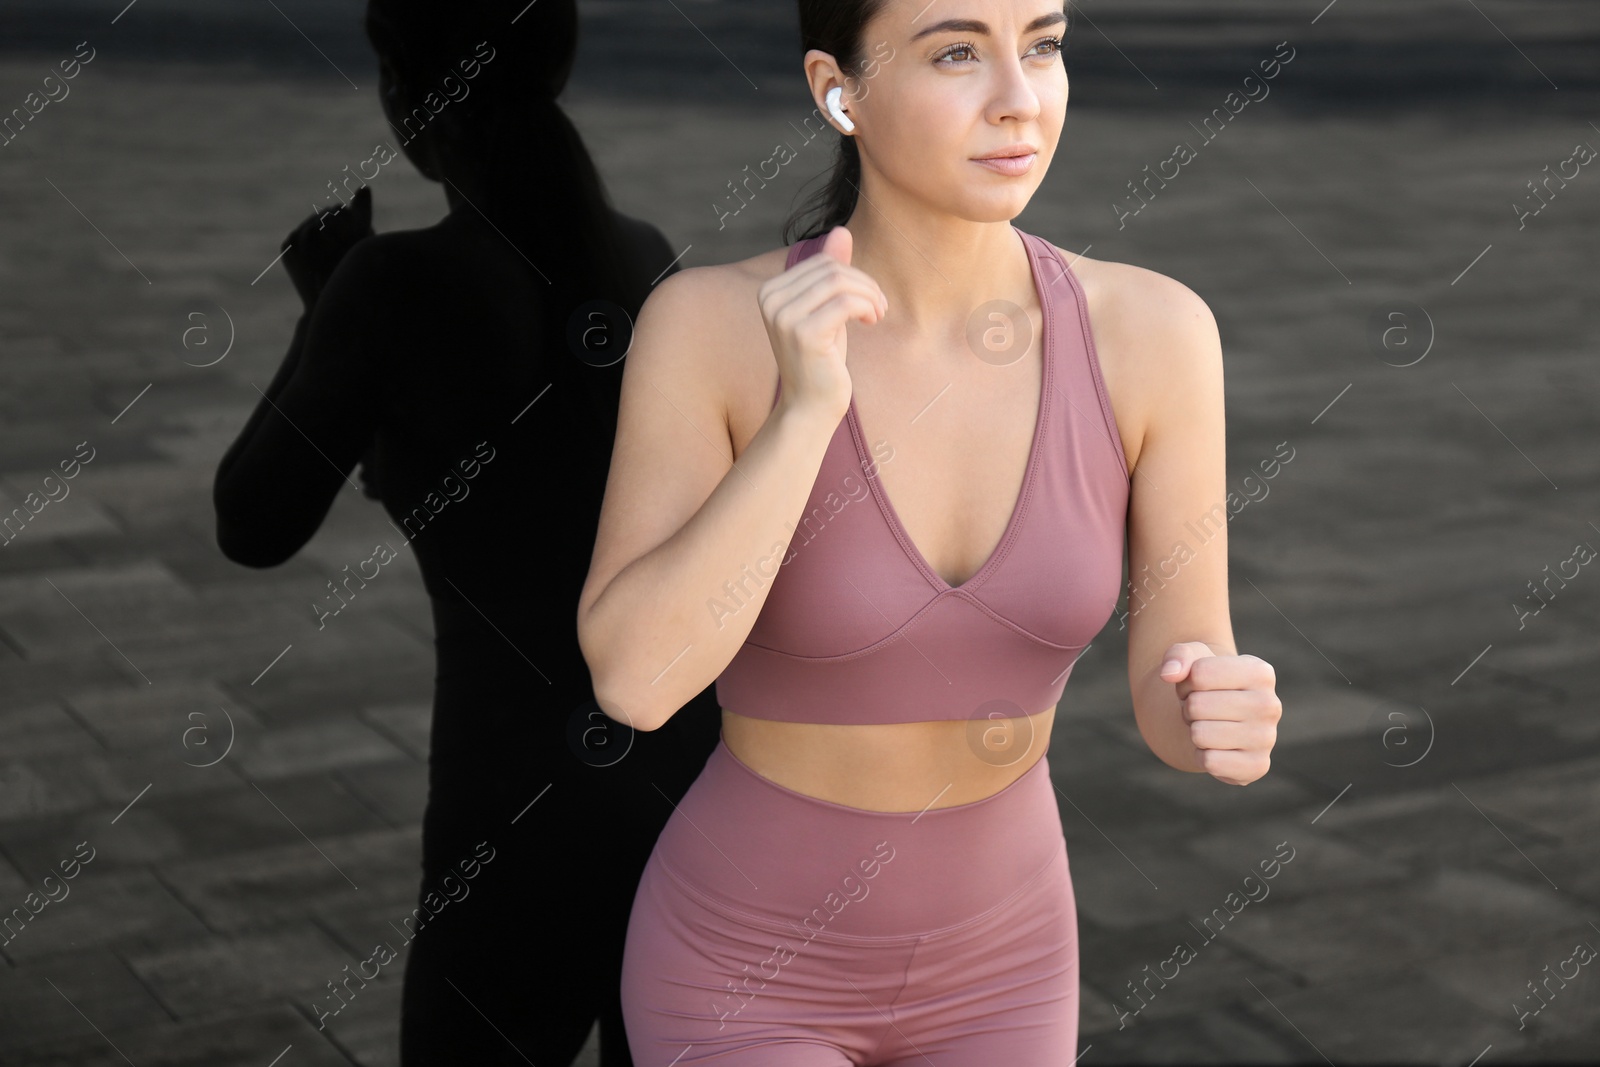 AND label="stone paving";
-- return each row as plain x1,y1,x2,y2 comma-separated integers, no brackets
0,1,1597,1064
